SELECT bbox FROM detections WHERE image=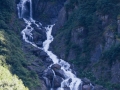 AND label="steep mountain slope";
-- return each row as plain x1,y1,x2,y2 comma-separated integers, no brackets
32,0,66,24
1,0,120,90
0,0,43,89
0,0,66,90
51,0,120,89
